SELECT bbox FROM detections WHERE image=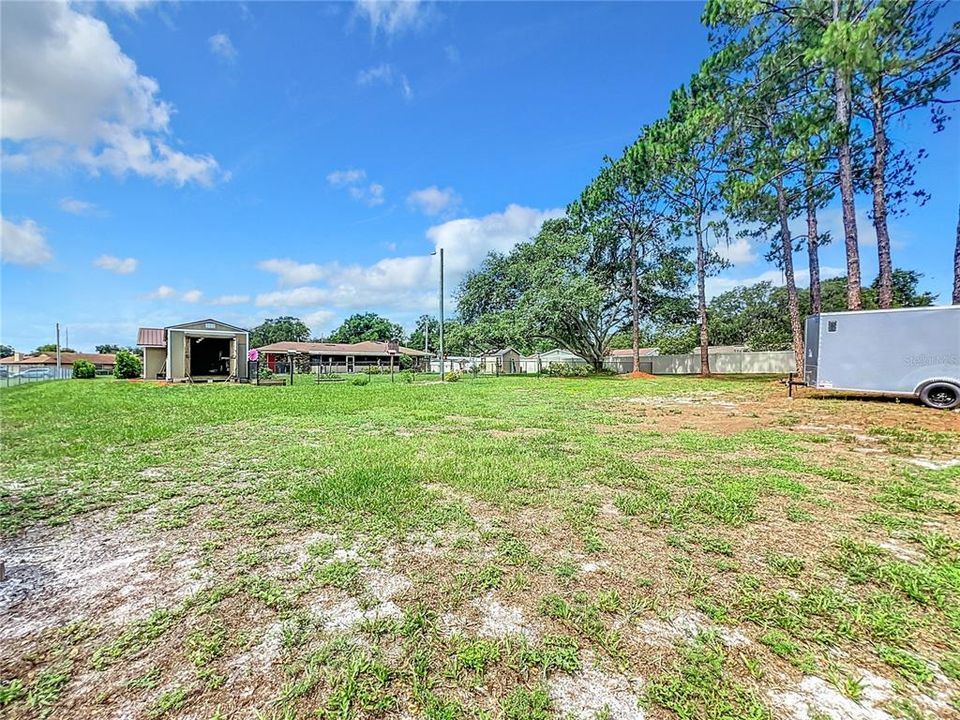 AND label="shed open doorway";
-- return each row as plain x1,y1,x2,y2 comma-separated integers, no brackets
188,336,231,379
